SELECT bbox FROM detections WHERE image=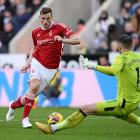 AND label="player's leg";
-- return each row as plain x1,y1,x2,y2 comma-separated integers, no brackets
22,78,41,128
35,69,59,131
22,67,57,128
114,101,140,125
6,79,40,125
95,100,121,116
52,100,120,130
96,100,140,125
118,102,140,125
35,104,90,133
97,100,140,125
122,113,140,125
35,109,86,134
22,58,54,128
35,100,120,134
6,96,25,121
6,59,37,123
21,58,44,128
